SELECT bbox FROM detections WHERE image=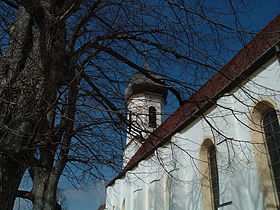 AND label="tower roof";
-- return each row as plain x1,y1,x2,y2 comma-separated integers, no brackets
124,63,168,101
